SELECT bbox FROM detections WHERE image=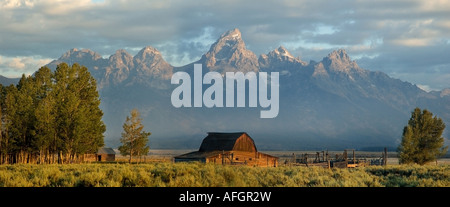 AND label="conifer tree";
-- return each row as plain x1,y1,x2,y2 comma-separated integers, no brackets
8,75,37,163
0,63,105,164
0,84,17,163
119,109,151,163
52,63,105,162
72,64,105,155
398,107,447,165
34,66,55,163
0,84,6,163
